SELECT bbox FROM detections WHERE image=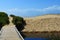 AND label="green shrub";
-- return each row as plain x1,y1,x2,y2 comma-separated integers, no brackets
10,14,15,17
12,16,23,25
10,14,24,25
0,12,9,27
10,15,26,32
